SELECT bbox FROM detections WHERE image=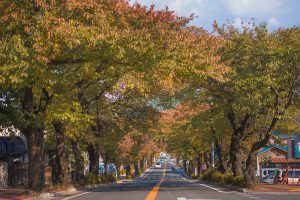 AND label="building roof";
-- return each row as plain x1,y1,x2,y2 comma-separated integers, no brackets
257,145,288,155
